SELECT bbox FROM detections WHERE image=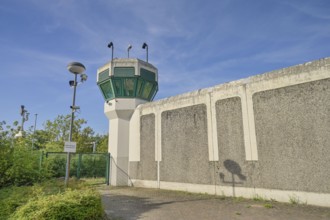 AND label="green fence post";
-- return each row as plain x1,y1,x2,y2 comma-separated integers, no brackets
105,153,110,185
77,153,82,180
